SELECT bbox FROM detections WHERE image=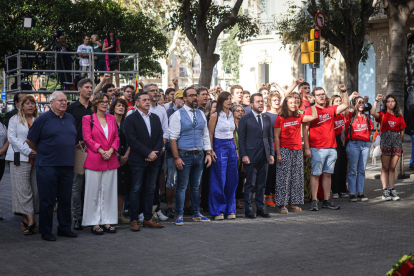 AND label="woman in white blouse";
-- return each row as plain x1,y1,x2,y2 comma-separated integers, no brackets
6,96,38,235
208,92,239,220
